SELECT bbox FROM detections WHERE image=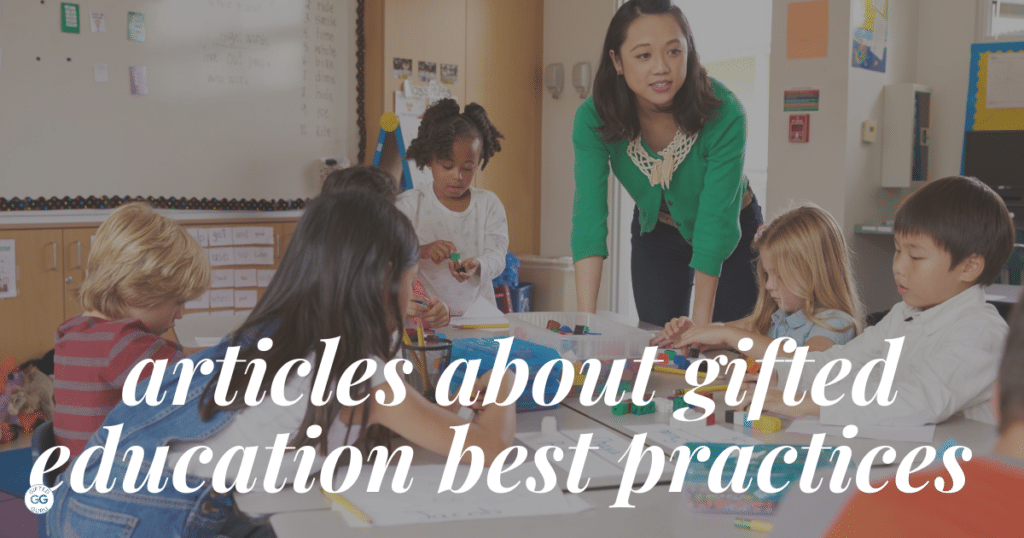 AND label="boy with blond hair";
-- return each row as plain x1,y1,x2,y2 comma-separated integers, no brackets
764,176,1014,426
54,203,209,455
